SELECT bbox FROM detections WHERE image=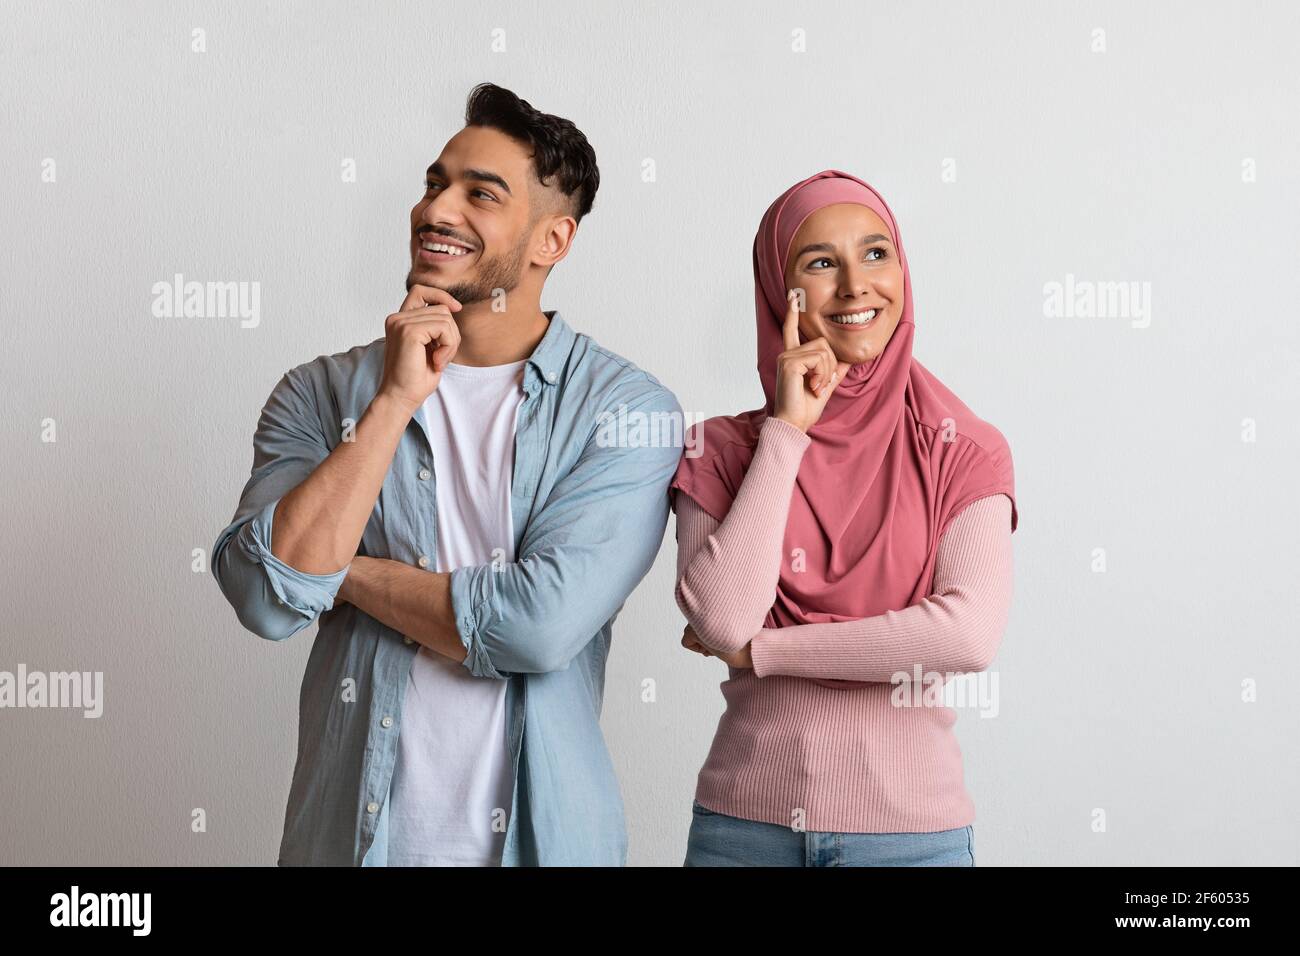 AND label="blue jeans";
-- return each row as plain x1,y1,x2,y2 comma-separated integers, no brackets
684,800,976,867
